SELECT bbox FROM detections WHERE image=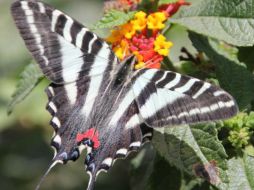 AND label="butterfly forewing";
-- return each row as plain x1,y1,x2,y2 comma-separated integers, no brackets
11,0,118,84
132,68,238,127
